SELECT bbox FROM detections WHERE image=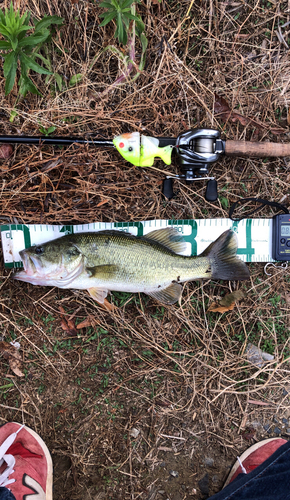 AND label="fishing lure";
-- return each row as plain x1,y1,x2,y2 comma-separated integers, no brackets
113,132,173,167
